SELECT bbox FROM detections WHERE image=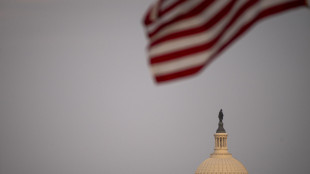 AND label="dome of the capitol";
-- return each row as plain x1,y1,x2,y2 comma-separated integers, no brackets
195,155,248,174
195,110,248,174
